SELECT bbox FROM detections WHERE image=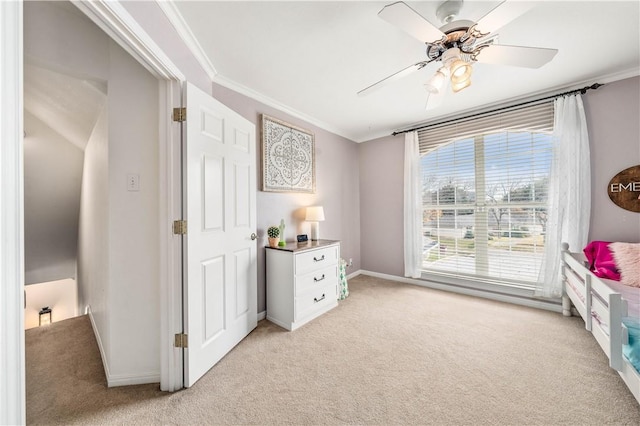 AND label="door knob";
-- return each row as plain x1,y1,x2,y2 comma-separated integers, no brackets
250,233,257,240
